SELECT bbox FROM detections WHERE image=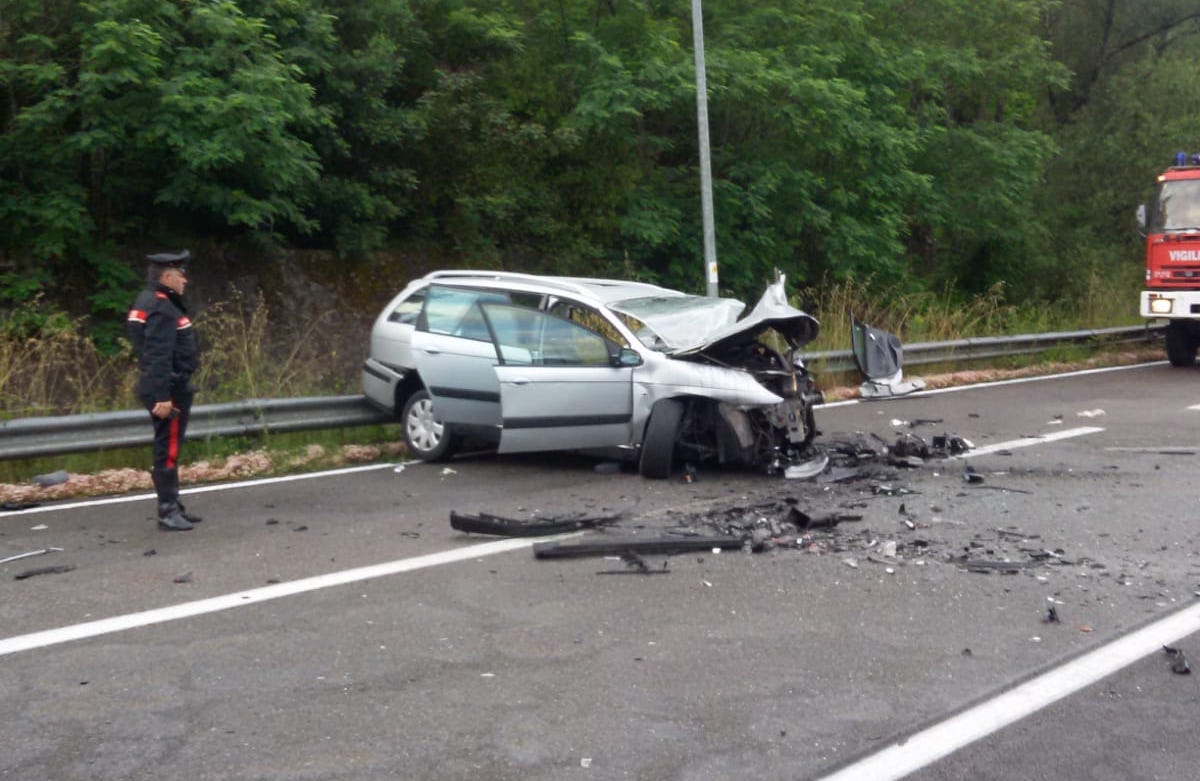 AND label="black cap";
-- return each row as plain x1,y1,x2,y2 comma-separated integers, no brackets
146,250,190,267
